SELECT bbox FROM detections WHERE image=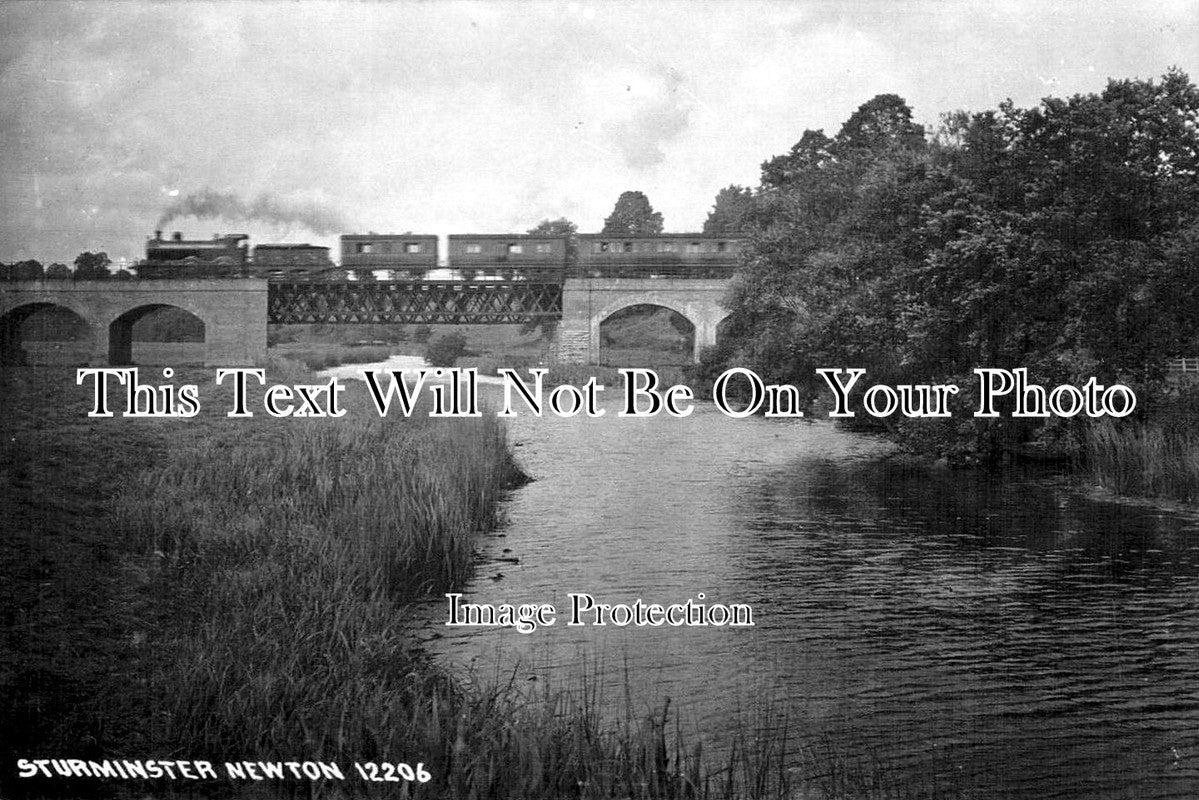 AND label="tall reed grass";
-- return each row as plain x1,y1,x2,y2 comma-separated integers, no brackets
1085,420,1199,502
103,361,827,799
